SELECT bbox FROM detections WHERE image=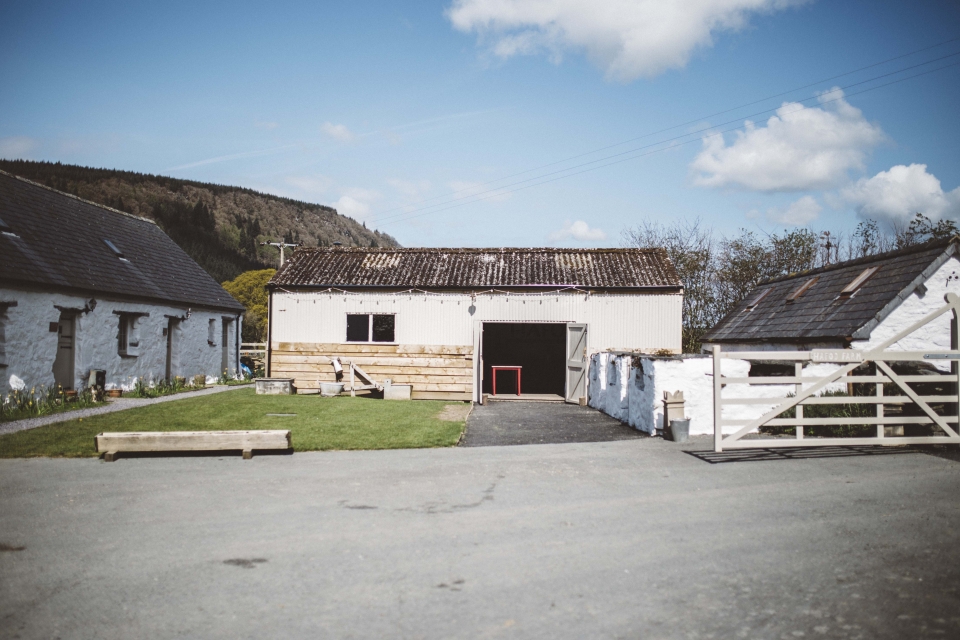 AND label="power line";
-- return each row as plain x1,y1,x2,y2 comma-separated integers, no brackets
366,36,960,225
377,59,960,228
372,54,960,227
